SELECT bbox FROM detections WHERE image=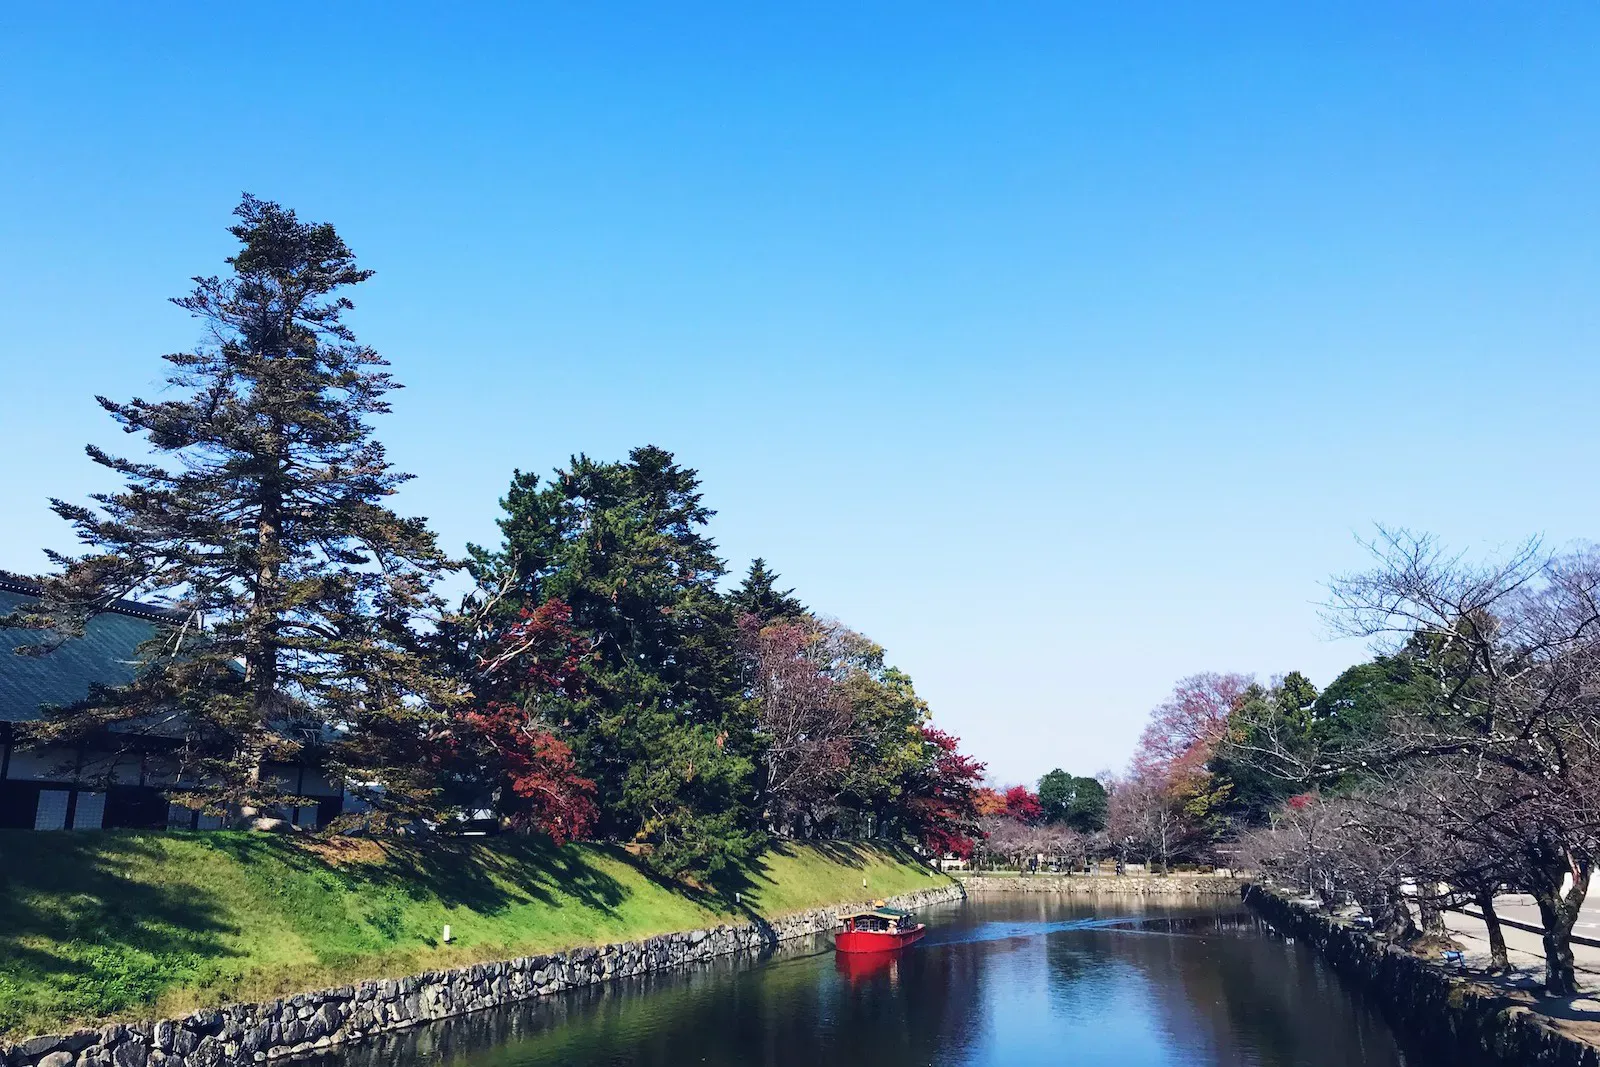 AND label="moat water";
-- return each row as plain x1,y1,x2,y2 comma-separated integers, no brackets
318,896,1434,1067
